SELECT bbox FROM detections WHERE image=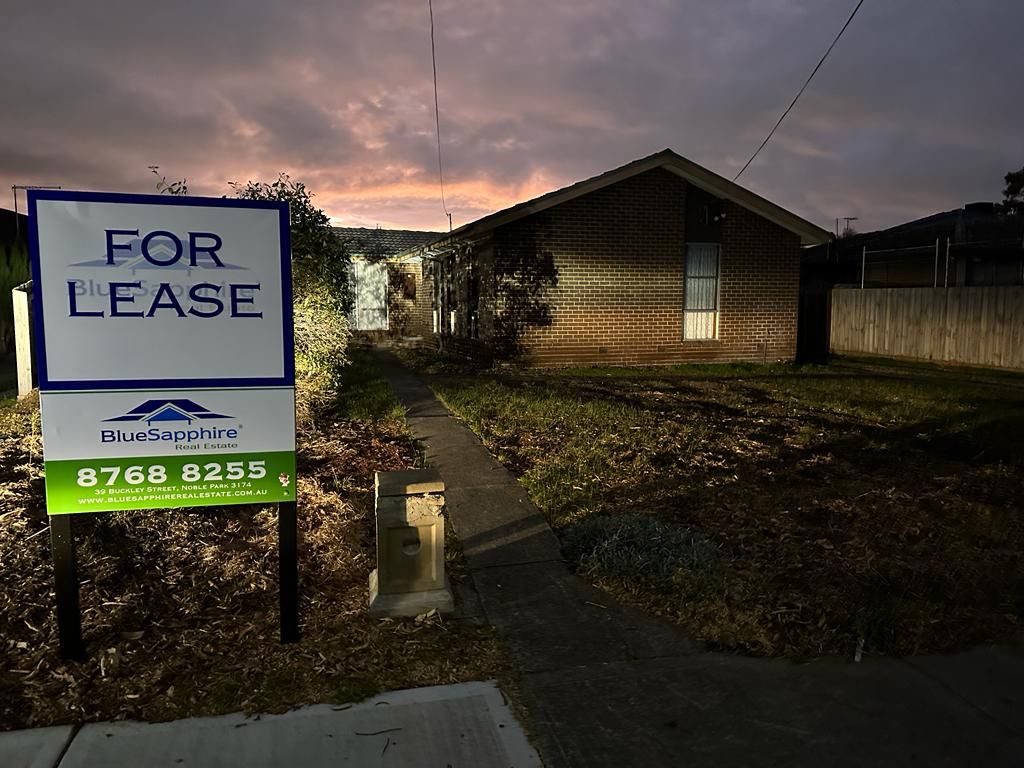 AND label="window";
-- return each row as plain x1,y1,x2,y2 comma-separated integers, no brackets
402,273,417,300
467,261,480,339
684,243,720,340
